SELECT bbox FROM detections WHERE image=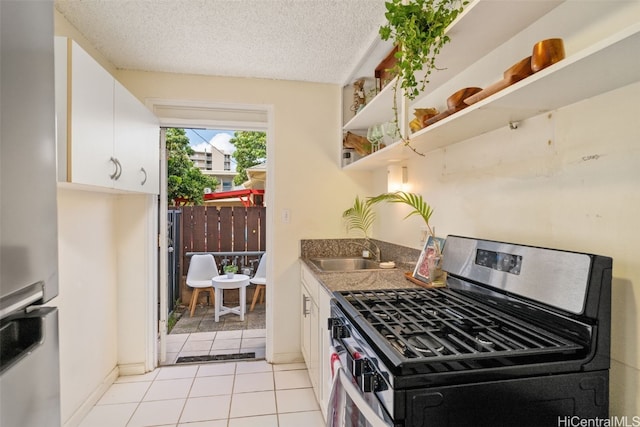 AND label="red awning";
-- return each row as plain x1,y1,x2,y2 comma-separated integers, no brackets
203,189,265,207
